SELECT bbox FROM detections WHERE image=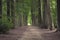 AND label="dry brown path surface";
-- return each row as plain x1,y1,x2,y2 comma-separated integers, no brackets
0,26,28,40
0,26,60,40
